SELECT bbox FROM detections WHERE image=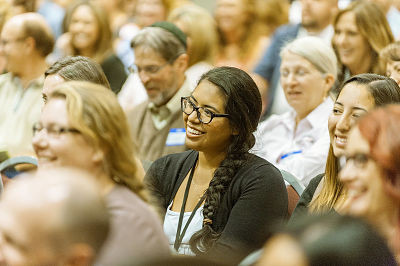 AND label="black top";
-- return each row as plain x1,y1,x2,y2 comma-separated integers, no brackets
101,54,127,94
289,173,324,223
145,150,288,264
